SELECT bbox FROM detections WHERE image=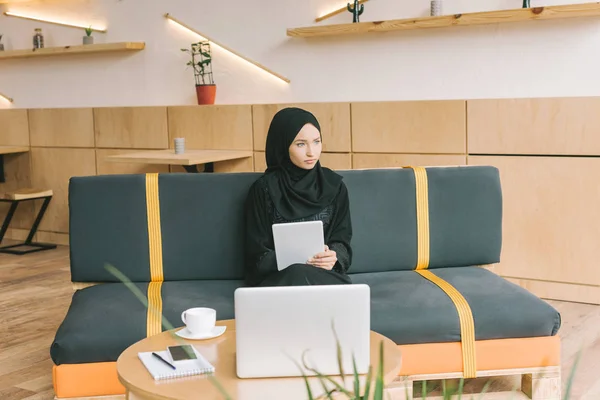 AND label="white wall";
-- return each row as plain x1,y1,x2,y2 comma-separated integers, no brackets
0,0,599,109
